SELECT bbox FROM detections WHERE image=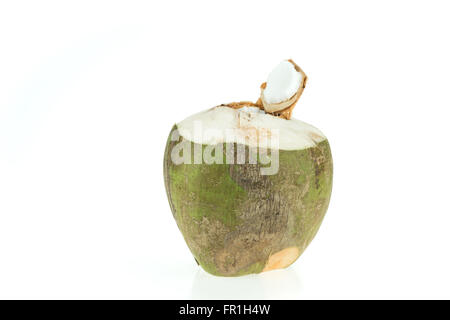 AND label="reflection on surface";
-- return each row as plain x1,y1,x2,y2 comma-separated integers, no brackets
190,267,302,299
